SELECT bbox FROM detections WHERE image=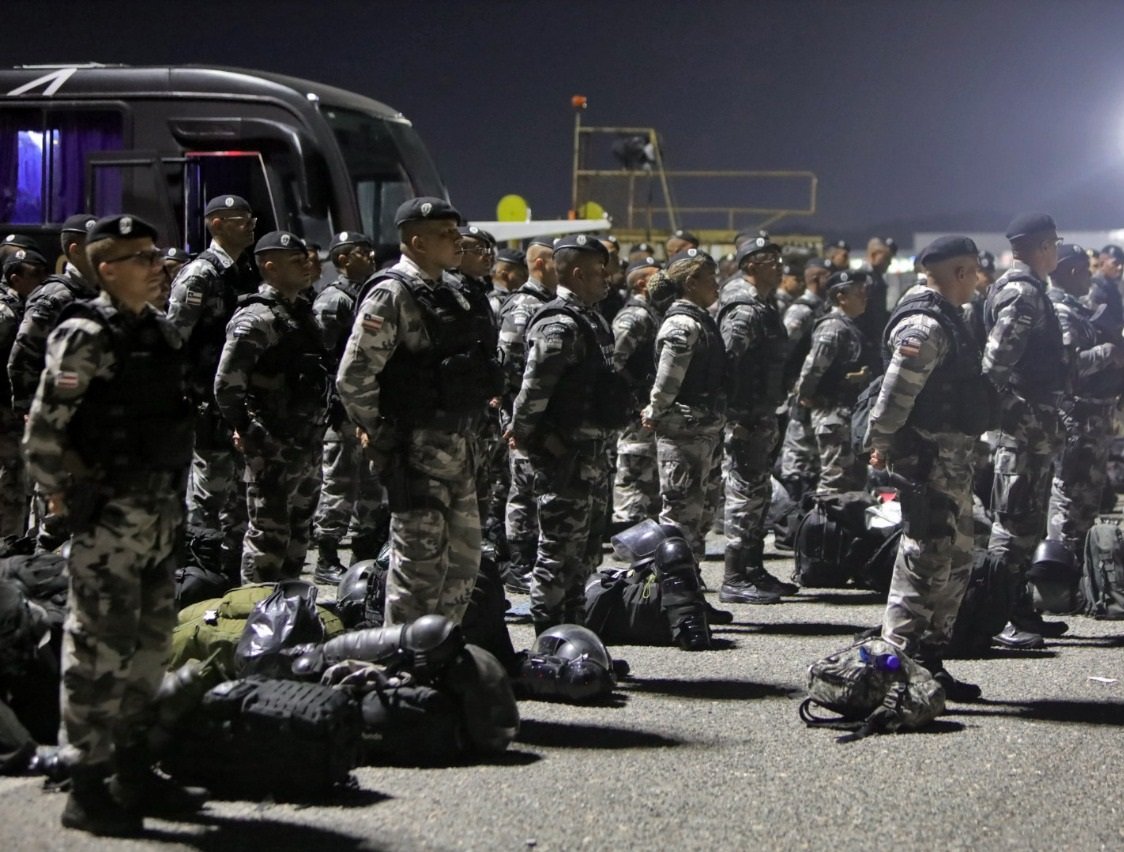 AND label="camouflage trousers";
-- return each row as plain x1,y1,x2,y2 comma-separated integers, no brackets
60,485,180,767
241,440,323,584
312,424,385,543
724,413,780,551
988,401,1061,580
187,444,247,551
0,408,26,538
472,410,507,523
810,404,865,494
779,400,820,484
1046,401,1113,557
882,435,976,652
505,450,539,548
612,421,659,524
385,428,481,626
530,442,609,627
655,414,723,558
